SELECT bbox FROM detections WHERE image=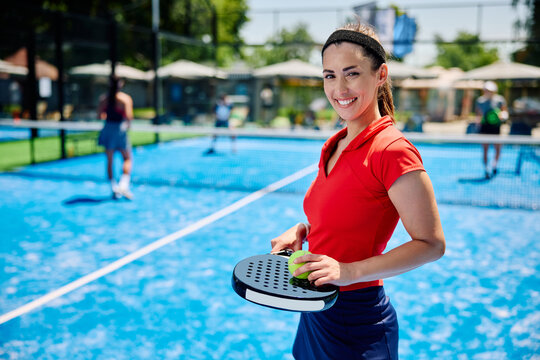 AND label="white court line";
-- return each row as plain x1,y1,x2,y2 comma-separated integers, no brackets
0,163,318,325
